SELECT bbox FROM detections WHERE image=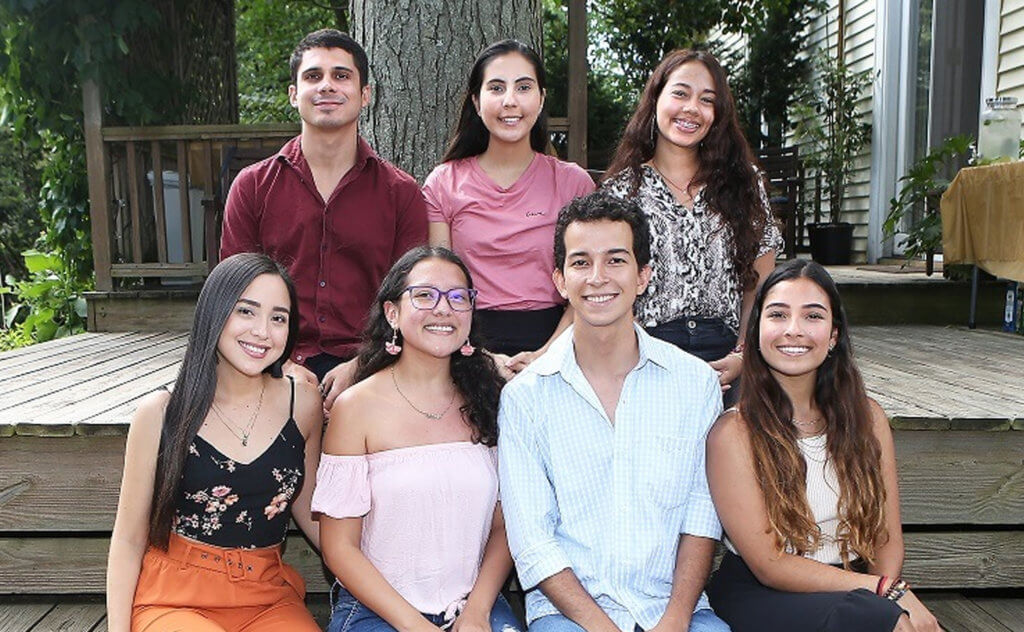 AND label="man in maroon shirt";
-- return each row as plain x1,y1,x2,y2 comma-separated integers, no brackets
221,29,427,411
